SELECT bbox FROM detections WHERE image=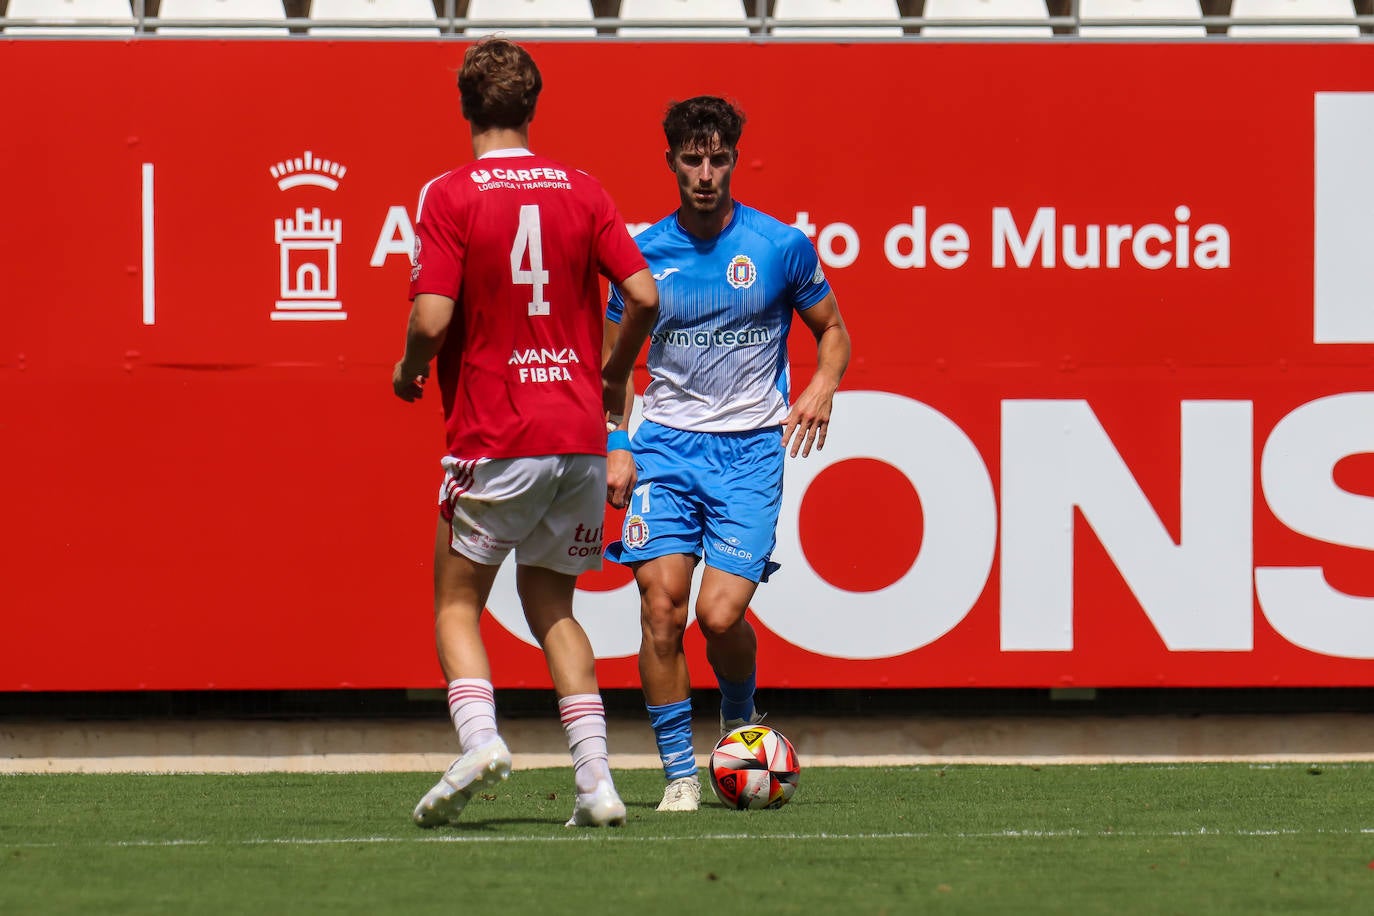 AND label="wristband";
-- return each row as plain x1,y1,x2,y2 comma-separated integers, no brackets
607,430,632,452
